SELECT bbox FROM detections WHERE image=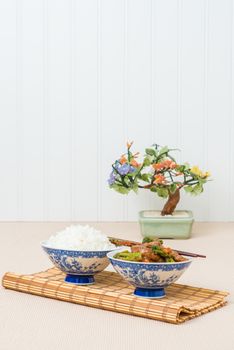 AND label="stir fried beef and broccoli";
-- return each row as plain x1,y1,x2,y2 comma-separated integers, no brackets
113,237,187,263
